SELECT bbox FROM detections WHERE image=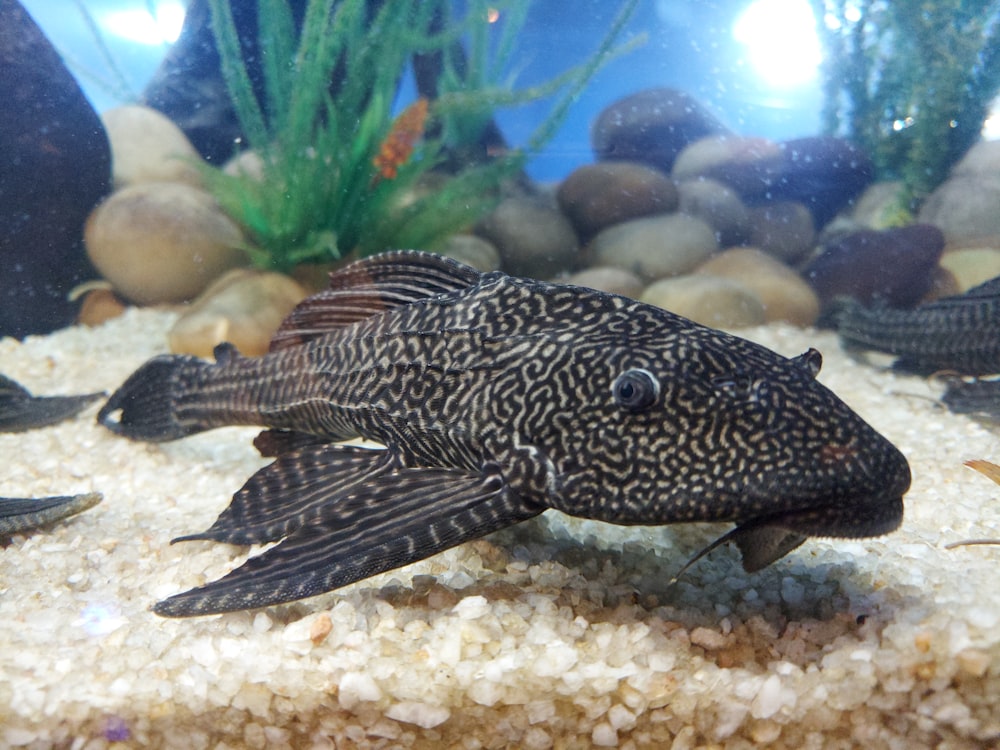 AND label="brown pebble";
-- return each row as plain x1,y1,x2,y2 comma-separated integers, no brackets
309,613,333,645
955,648,991,677
557,161,678,240
76,288,127,327
913,631,932,653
